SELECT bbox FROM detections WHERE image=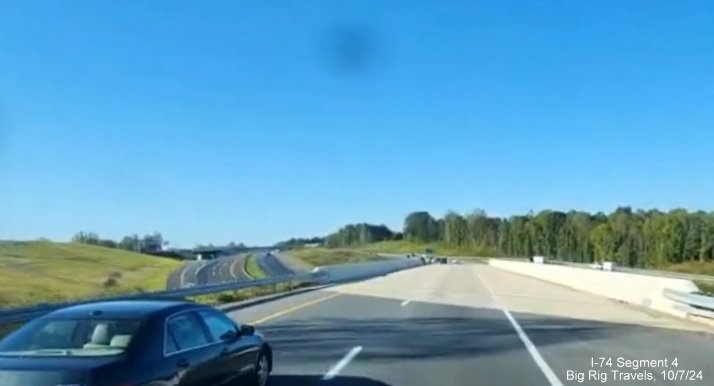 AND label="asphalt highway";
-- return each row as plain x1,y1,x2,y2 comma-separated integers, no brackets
225,264,714,386
258,253,296,276
165,254,251,289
